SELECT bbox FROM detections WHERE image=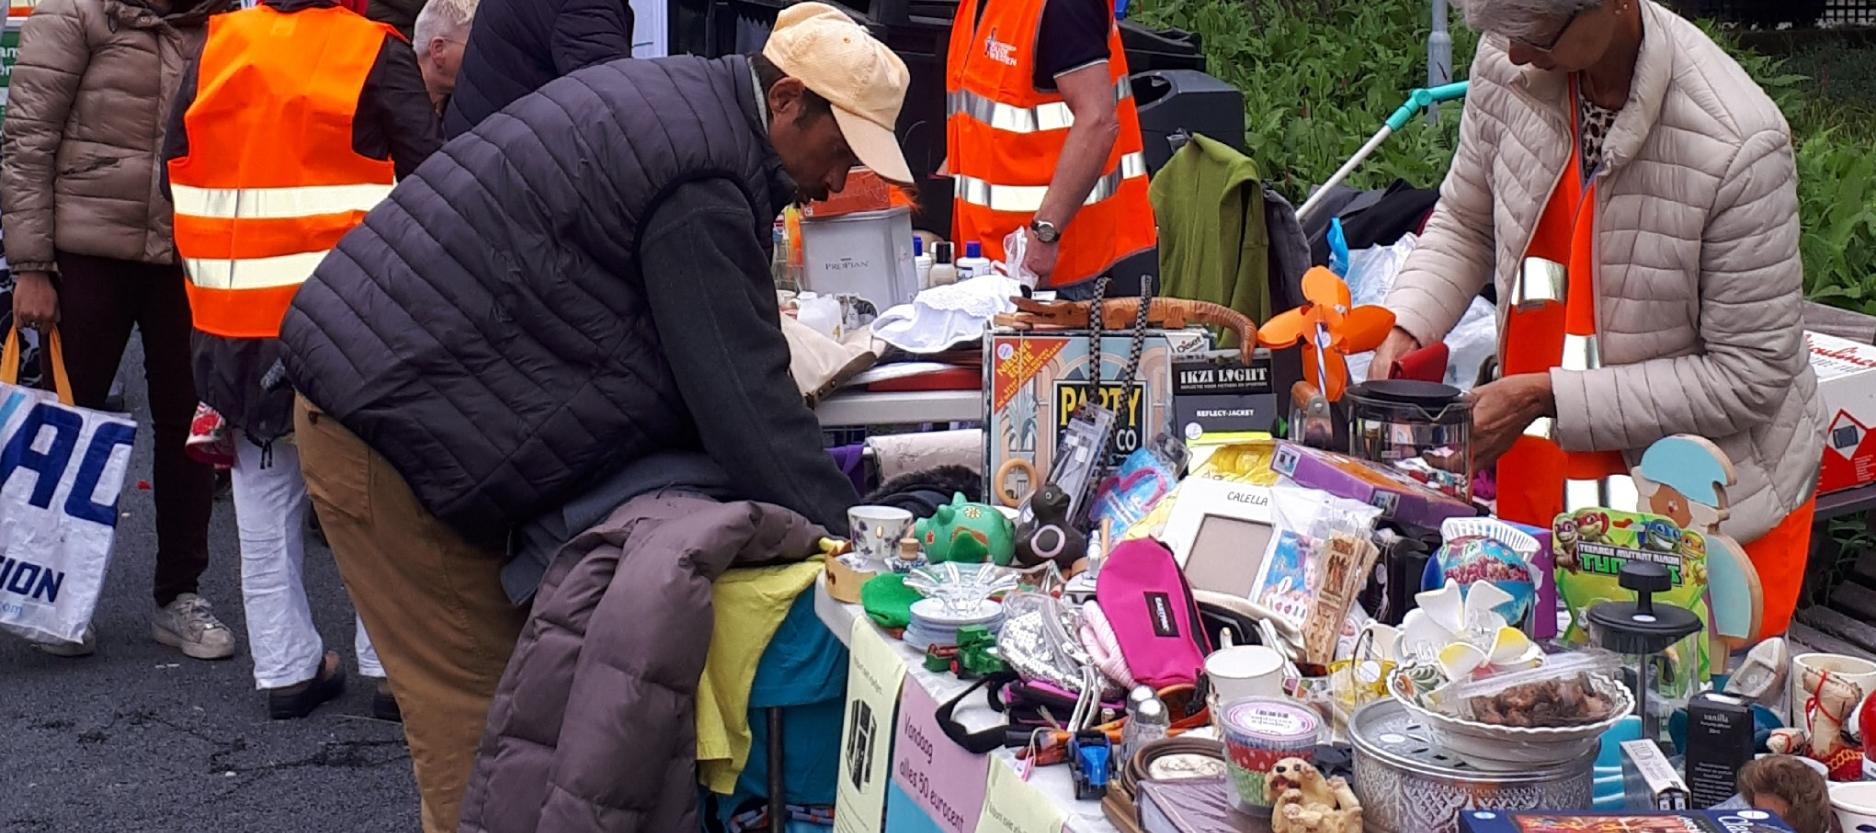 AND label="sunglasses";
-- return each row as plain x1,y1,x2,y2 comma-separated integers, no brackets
1516,7,1583,52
